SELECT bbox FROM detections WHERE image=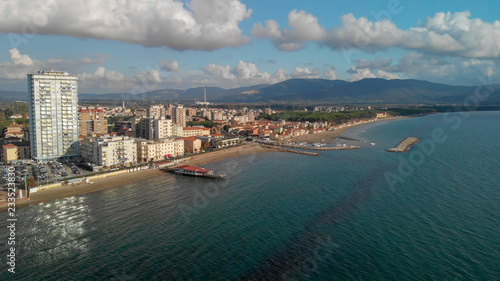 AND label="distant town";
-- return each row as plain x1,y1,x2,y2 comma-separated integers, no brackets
1,70,496,201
